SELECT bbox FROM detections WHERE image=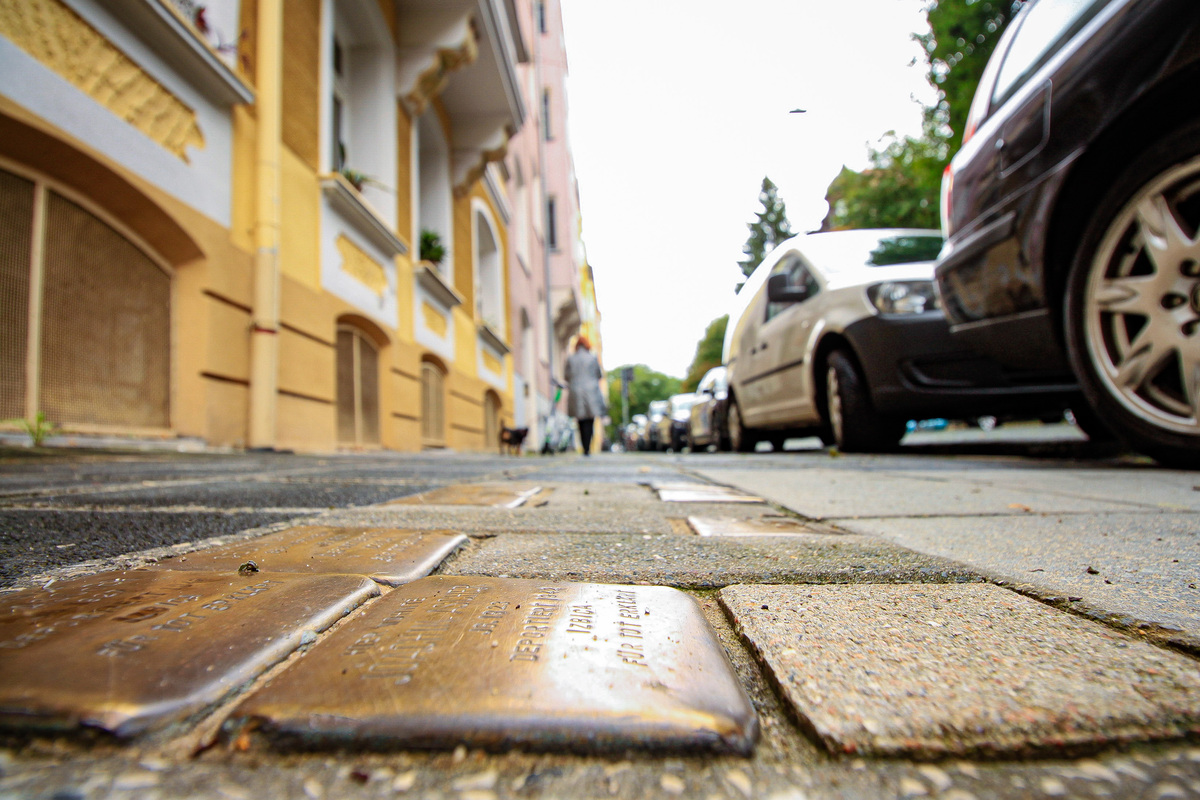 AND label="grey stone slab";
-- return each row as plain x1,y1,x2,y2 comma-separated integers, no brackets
688,515,833,537
841,513,1200,638
694,467,1149,519
231,576,758,754
0,570,378,737
383,483,550,508
445,533,976,587
720,583,1200,758
153,526,467,586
